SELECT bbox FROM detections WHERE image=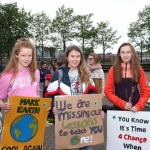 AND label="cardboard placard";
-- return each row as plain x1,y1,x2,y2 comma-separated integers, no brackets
0,96,51,150
93,78,102,93
55,94,104,149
